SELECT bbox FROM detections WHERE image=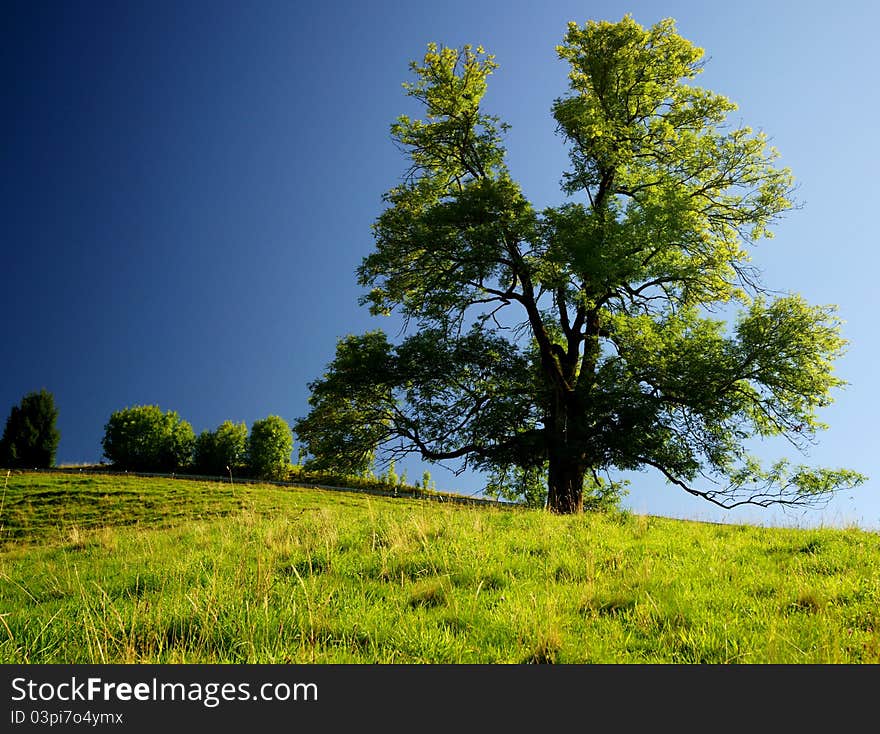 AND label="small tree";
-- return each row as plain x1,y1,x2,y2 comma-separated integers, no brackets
193,420,248,476
247,415,293,480
102,405,195,472
384,460,399,487
0,389,60,468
